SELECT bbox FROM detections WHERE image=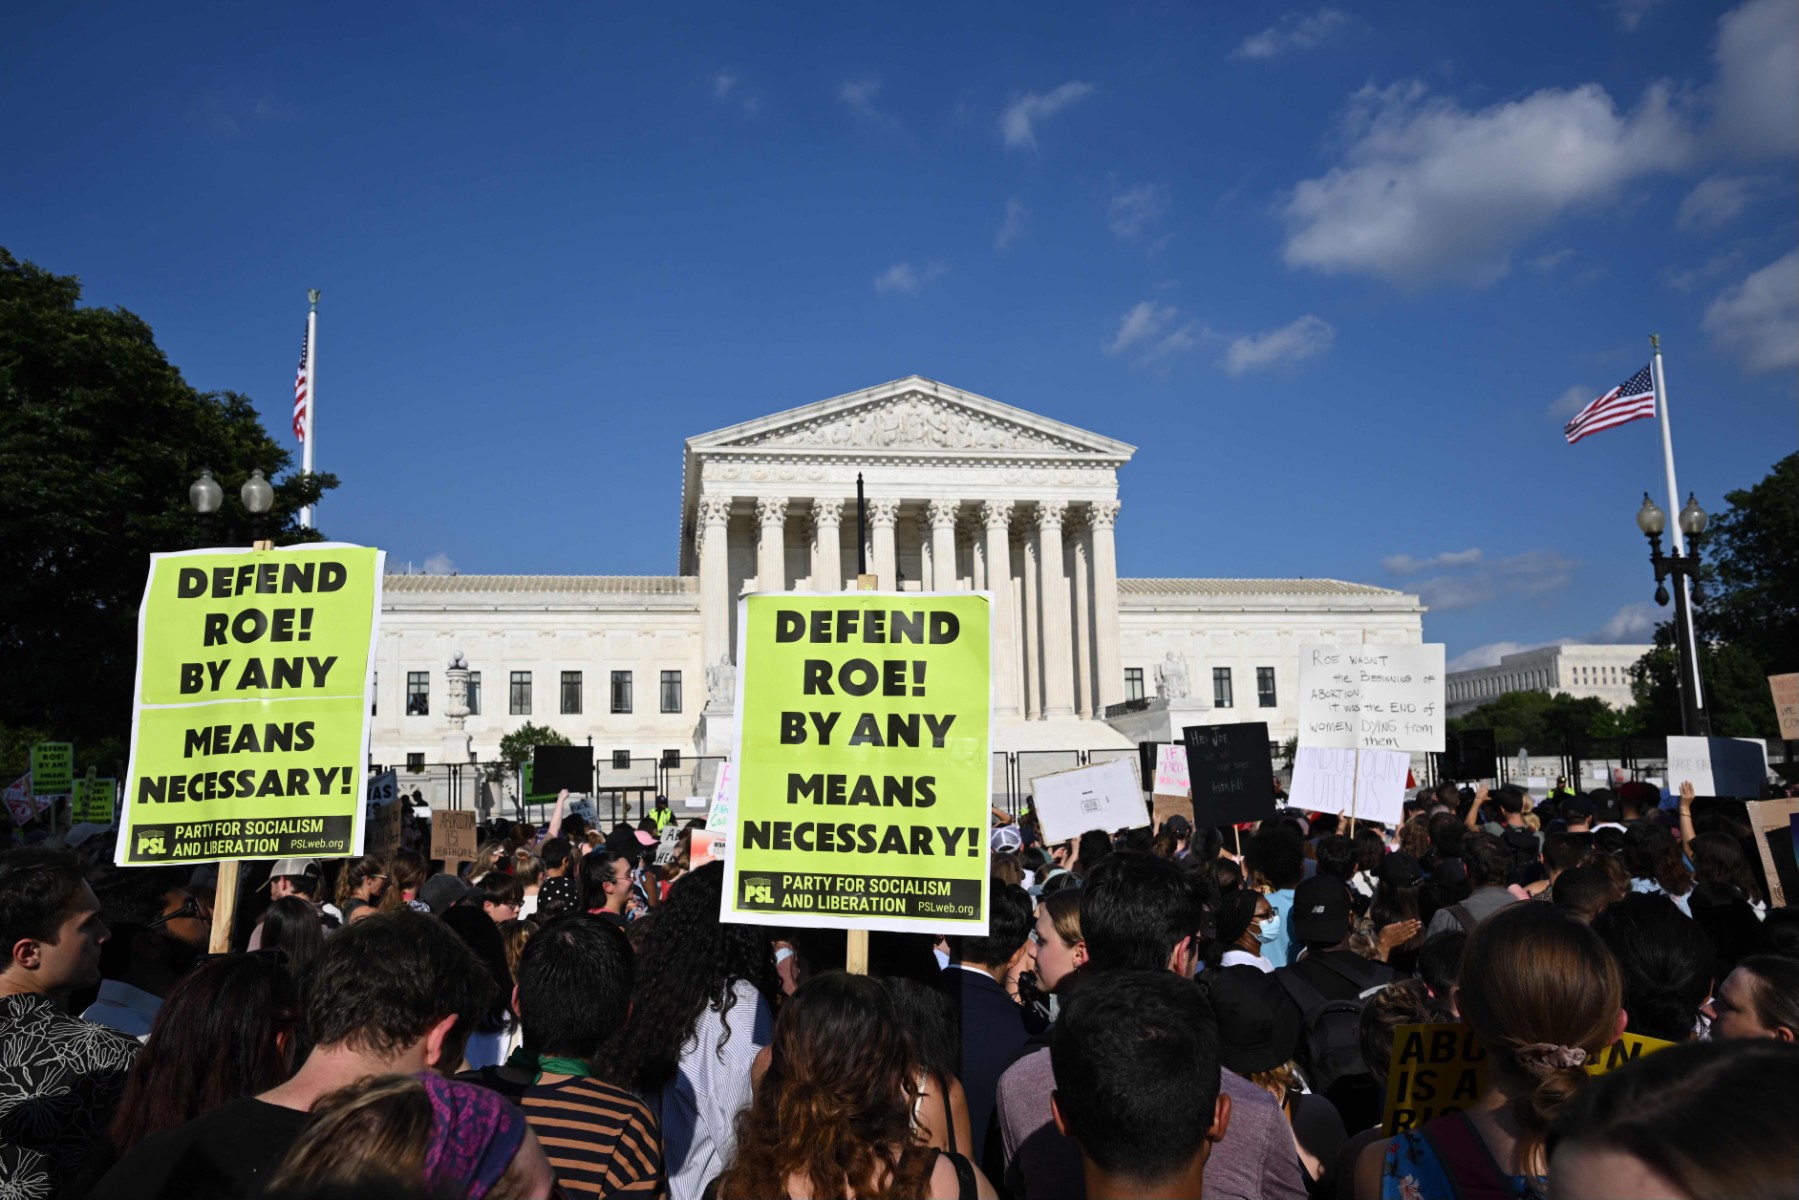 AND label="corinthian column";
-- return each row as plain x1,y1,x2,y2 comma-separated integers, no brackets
756,496,788,593
1019,521,1040,719
870,499,900,588
812,498,844,591
1070,514,1095,718
1090,500,1124,710
697,495,733,675
982,502,1018,718
1036,501,1075,718
927,499,960,591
